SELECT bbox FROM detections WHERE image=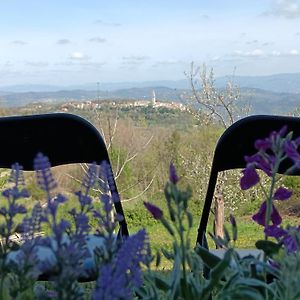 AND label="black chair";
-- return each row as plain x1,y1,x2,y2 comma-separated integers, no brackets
0,113,130,281
196,115,300,248
0,112,128,237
